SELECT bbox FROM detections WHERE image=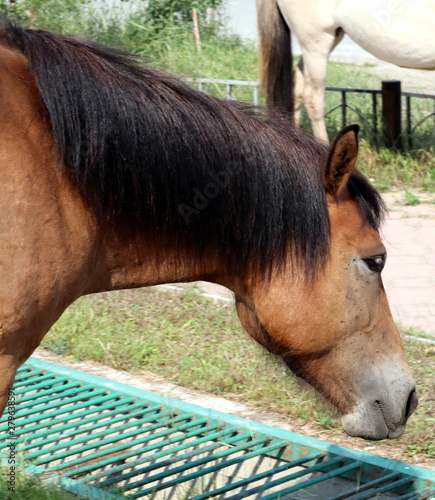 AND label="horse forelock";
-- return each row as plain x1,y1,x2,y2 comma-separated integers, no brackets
0,21,383,282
